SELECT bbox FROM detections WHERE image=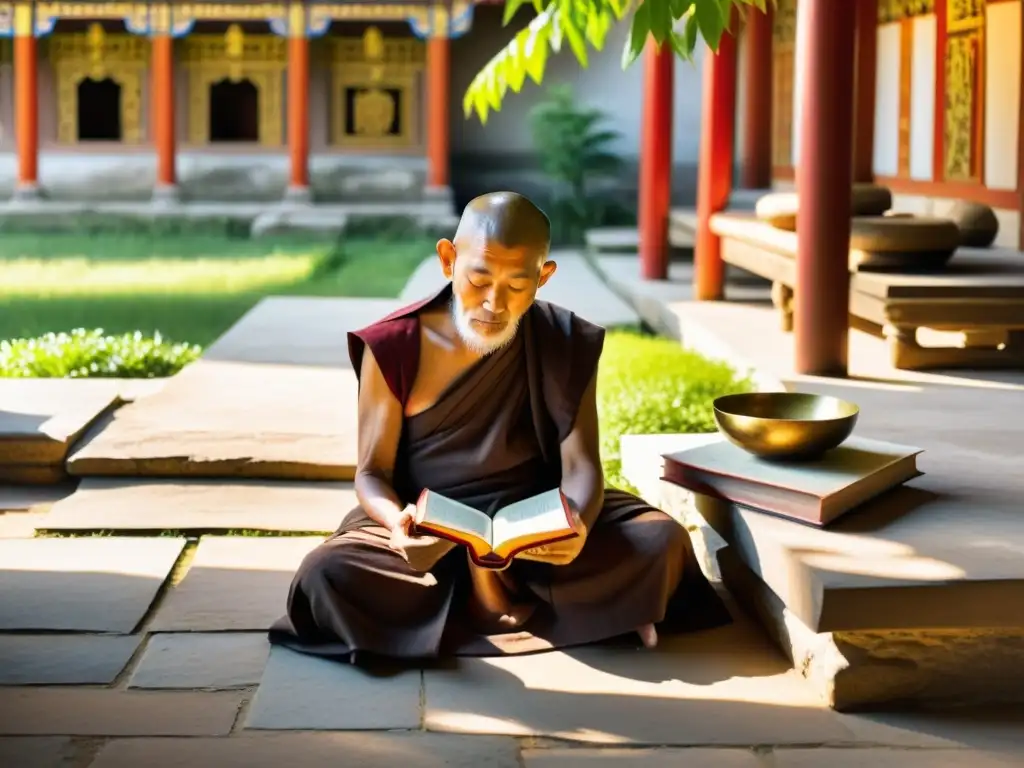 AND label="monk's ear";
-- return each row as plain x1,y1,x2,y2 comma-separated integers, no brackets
538,259,557,288
436,238,456,280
